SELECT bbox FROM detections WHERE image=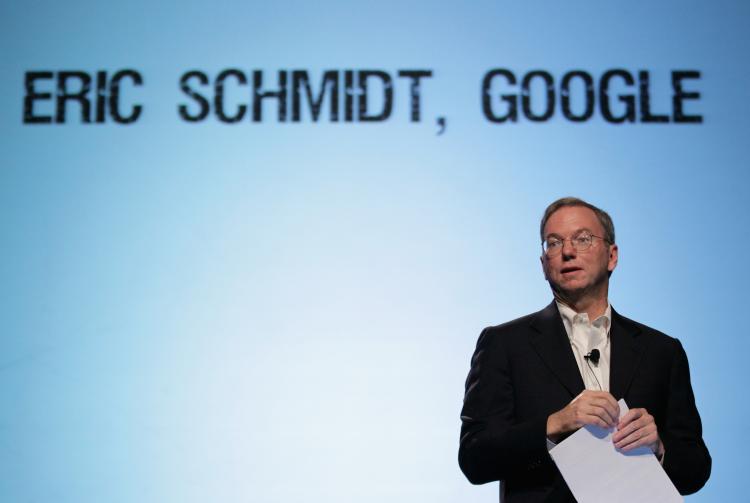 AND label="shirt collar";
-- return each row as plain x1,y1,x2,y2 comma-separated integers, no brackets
556,300,612,337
